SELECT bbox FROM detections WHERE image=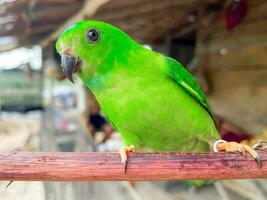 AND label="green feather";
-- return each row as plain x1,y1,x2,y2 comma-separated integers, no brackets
56,21,220,152
164,56,216,124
